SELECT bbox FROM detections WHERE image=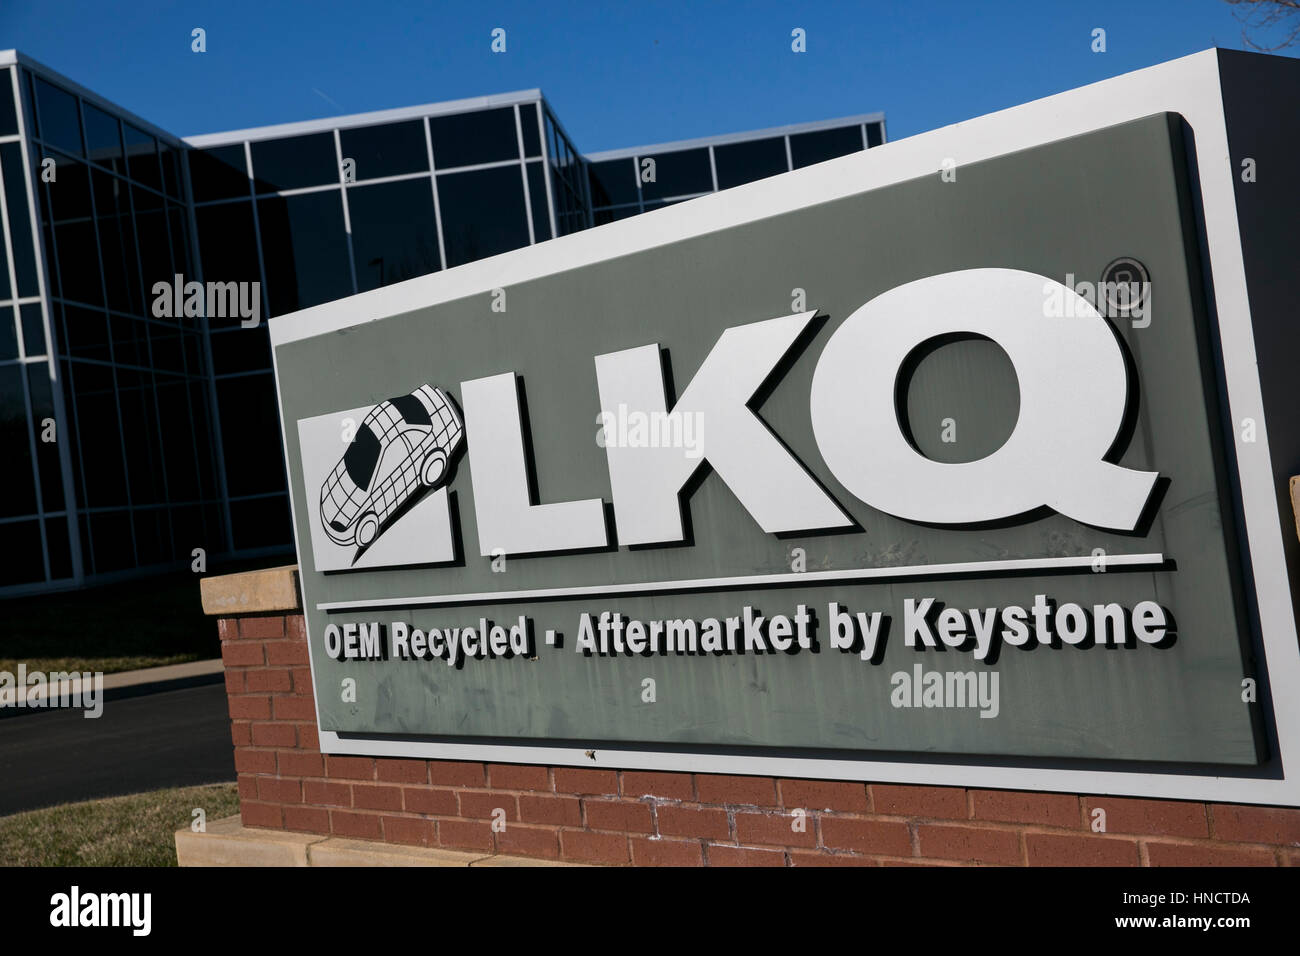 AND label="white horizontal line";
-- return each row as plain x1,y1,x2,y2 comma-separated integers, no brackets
317,553,1166,612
